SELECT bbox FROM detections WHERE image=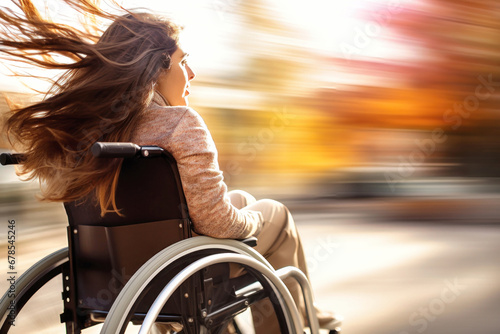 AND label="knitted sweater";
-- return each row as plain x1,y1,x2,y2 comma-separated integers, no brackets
129,92,263,239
